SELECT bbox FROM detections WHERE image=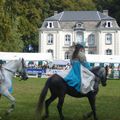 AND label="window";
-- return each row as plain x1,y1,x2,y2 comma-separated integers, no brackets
105,33,112,45
47,22,54,28
64,52,70,59
47,34,53,45
76,23,83,28
88,51,96,54
105,21,112,28
47,49,53,56
76,32,83,44
64,34,71,45
106,49,112,55
88,34,95,46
